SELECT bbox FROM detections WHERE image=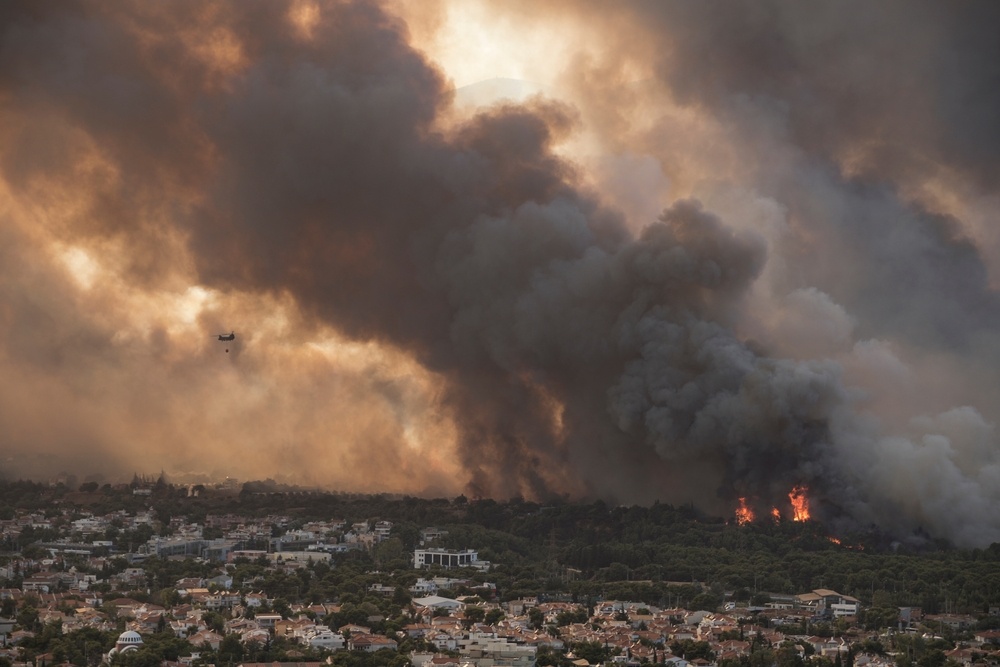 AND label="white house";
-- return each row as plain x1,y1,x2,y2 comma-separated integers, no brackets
413,595,465,612
298,626,345,650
